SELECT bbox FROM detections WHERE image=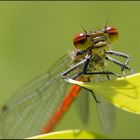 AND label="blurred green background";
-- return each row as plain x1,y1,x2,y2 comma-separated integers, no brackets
0,1,140,139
